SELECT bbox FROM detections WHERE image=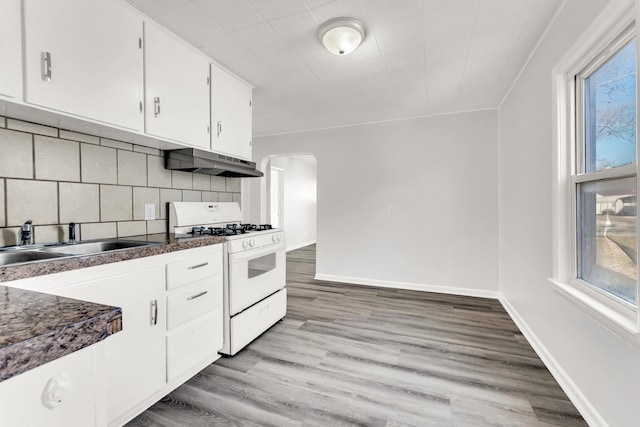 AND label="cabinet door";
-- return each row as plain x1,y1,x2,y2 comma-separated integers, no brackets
211,65,253,160
0,344,102,427
144,22,210,148
0,0,21,99
50,267,165,424
22,0,143,131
